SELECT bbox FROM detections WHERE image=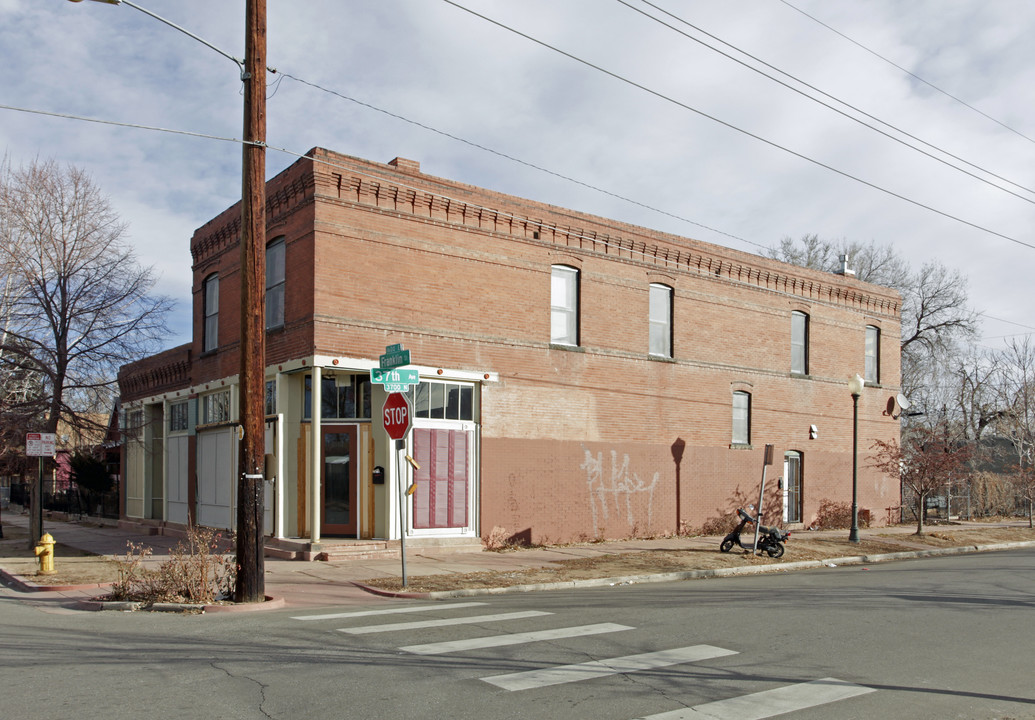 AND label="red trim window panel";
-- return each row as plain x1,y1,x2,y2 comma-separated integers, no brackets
412,428,469,529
